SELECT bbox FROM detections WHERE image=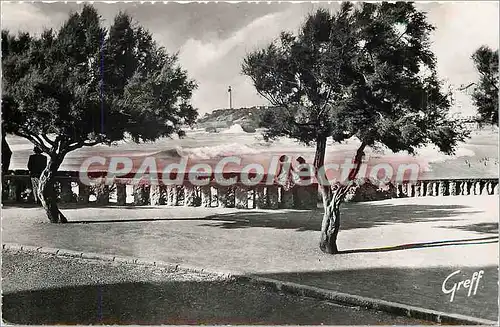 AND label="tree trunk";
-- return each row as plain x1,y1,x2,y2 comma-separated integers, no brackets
38,156,67,223
314,136,327,169
320,192,342,253
319,184,352,254
316,140,367,254
315,135,342,253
